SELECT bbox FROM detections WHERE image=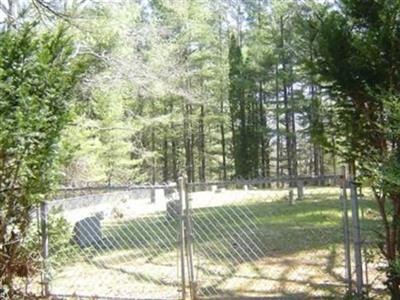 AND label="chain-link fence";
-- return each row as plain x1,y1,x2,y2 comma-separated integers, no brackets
336,178,389,300
25,174,390,299
9,208,44,298
40,183,182,299
187,176,346,299
348,185,387,299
